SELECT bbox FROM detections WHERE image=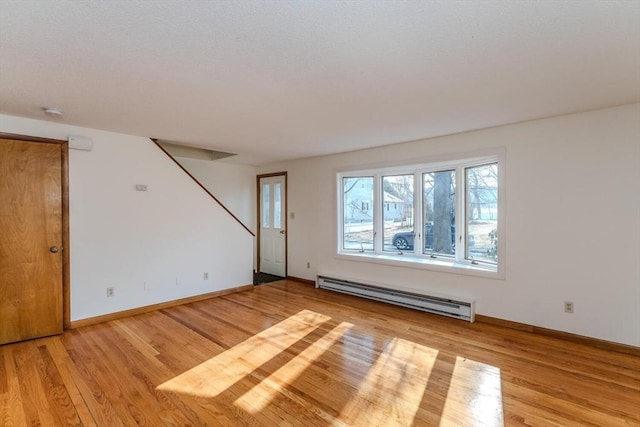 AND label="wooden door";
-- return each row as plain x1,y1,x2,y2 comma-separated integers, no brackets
259,174,286,277
0,138,63,344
